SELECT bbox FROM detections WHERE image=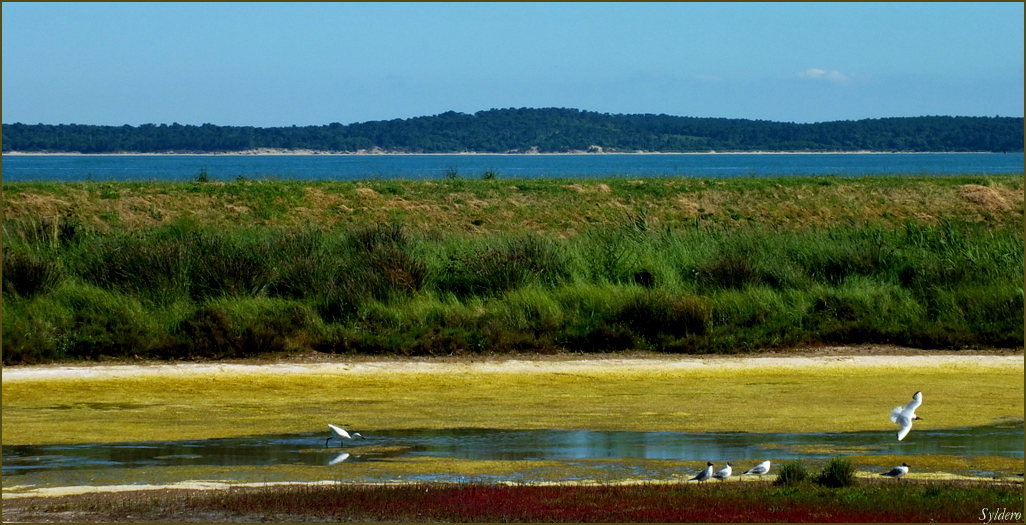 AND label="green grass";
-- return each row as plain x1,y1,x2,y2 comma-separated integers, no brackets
2,175,1023,364
3,174,1022,234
